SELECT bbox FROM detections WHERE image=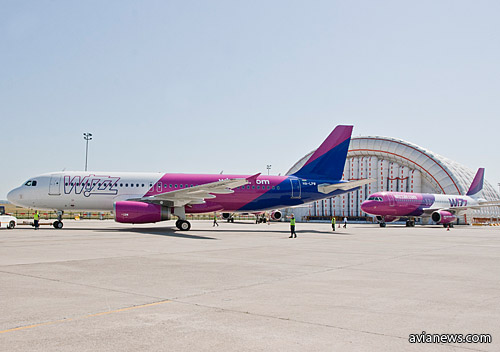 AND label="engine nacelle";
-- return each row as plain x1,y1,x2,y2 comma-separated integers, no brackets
269,210,282,221
114,201,171,224
376,215,400,223
431,210,456,224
